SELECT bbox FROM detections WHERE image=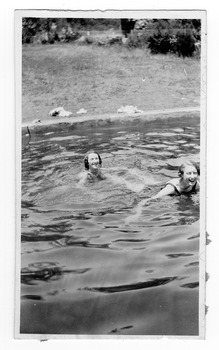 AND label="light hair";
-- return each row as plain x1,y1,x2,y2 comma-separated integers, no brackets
178,161,200,177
